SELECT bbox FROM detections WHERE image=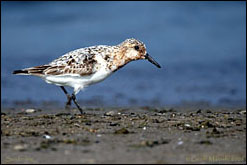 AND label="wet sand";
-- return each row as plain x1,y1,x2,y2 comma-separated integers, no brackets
1,107,246,164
